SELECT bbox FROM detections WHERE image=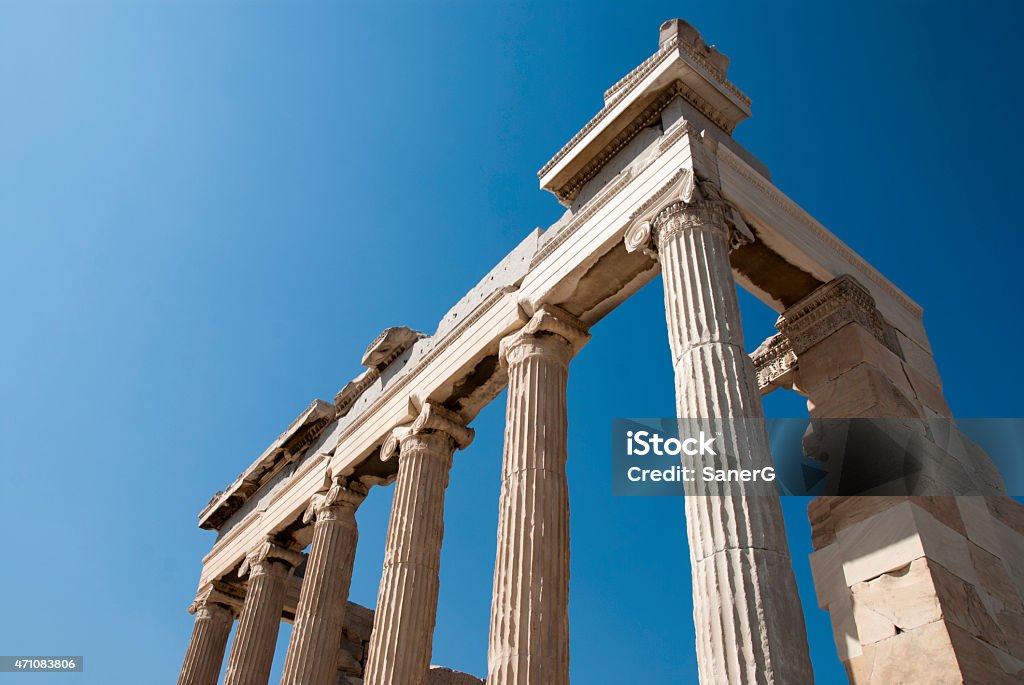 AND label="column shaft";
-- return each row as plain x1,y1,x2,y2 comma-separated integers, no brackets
655,200,814,684
224,542,302,685
178,602,234,685
281,484,362,685
364,432,455,685
487,324,579,685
